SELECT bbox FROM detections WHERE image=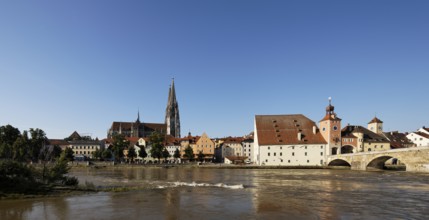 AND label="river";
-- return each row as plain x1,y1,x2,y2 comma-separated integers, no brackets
1,167,429,219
